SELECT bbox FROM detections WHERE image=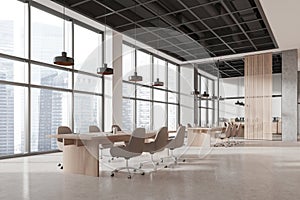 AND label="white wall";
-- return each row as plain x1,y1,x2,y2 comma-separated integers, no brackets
219,74,282,120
